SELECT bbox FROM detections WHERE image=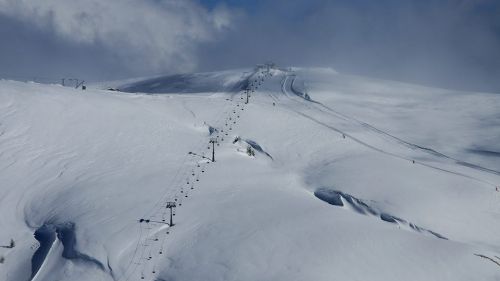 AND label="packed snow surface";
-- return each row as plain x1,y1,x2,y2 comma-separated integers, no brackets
1,66,500,281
